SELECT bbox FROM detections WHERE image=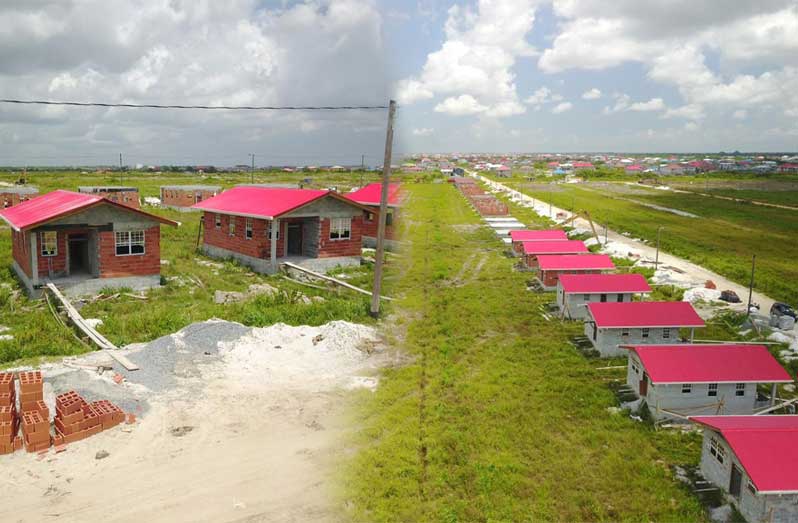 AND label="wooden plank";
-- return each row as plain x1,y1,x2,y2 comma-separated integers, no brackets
281,262,394,301
45,283,140,371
